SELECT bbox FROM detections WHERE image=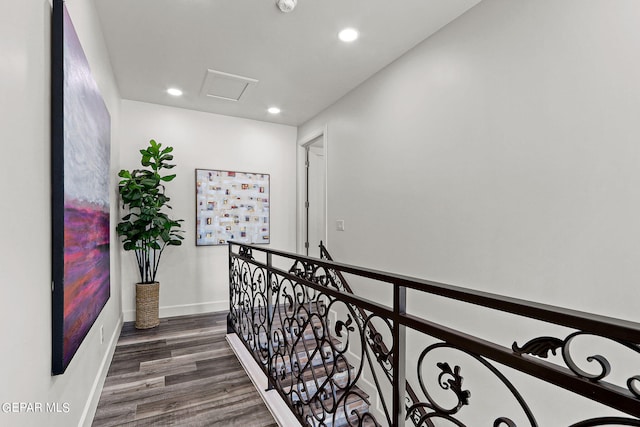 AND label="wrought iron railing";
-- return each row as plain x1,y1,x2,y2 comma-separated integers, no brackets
227,242,640,427
318,242,428,426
